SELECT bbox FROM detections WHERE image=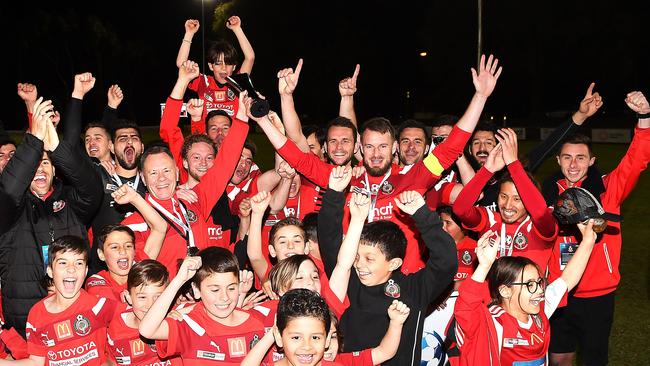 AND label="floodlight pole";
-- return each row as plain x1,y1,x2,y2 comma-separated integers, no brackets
477,0,483,68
